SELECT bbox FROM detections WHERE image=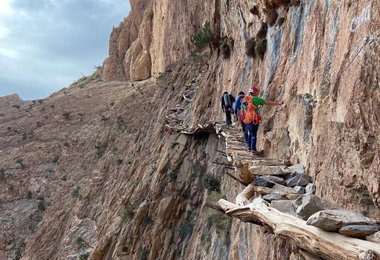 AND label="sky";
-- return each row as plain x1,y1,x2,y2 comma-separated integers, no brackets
0,0,131,100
